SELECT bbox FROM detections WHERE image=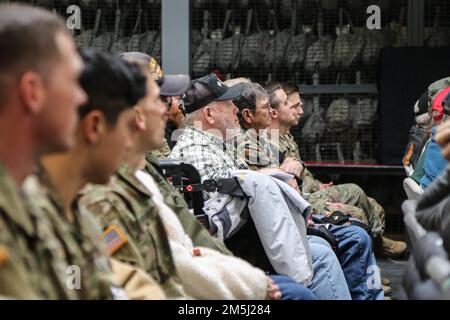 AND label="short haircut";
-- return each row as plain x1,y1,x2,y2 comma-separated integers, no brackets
78,49,147,125
0,4,68,106
281,83,299,96
233,82,268,128
265,83,284,109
